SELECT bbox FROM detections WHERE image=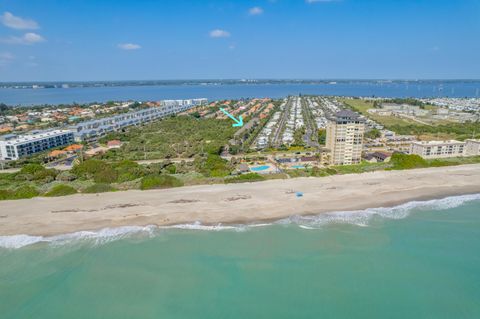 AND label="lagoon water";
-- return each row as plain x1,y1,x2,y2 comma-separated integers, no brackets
1,195,480,319
2,81,480,105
